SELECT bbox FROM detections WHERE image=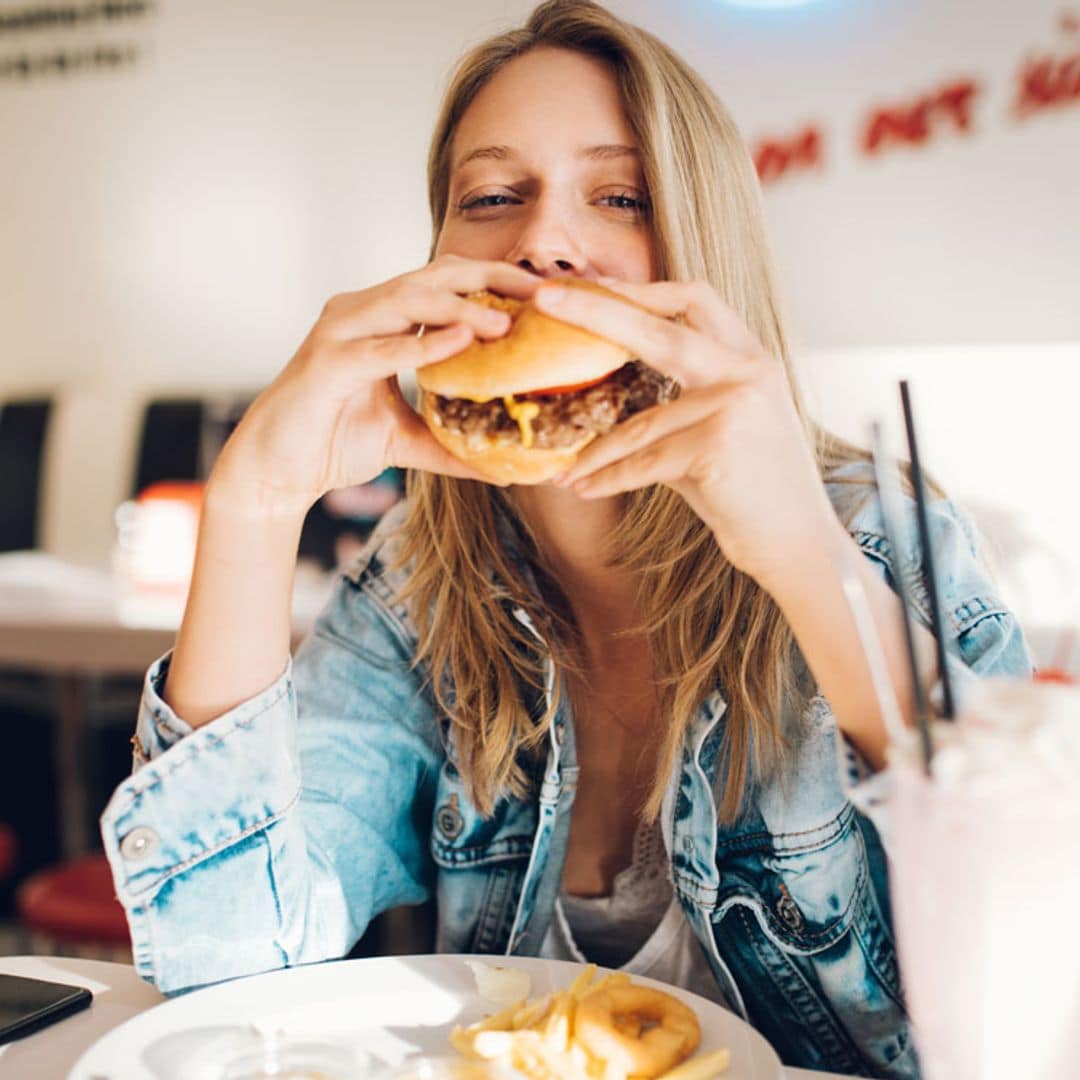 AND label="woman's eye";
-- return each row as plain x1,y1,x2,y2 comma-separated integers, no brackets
459,193,519,211
456,191,650,215
599,193,650,214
